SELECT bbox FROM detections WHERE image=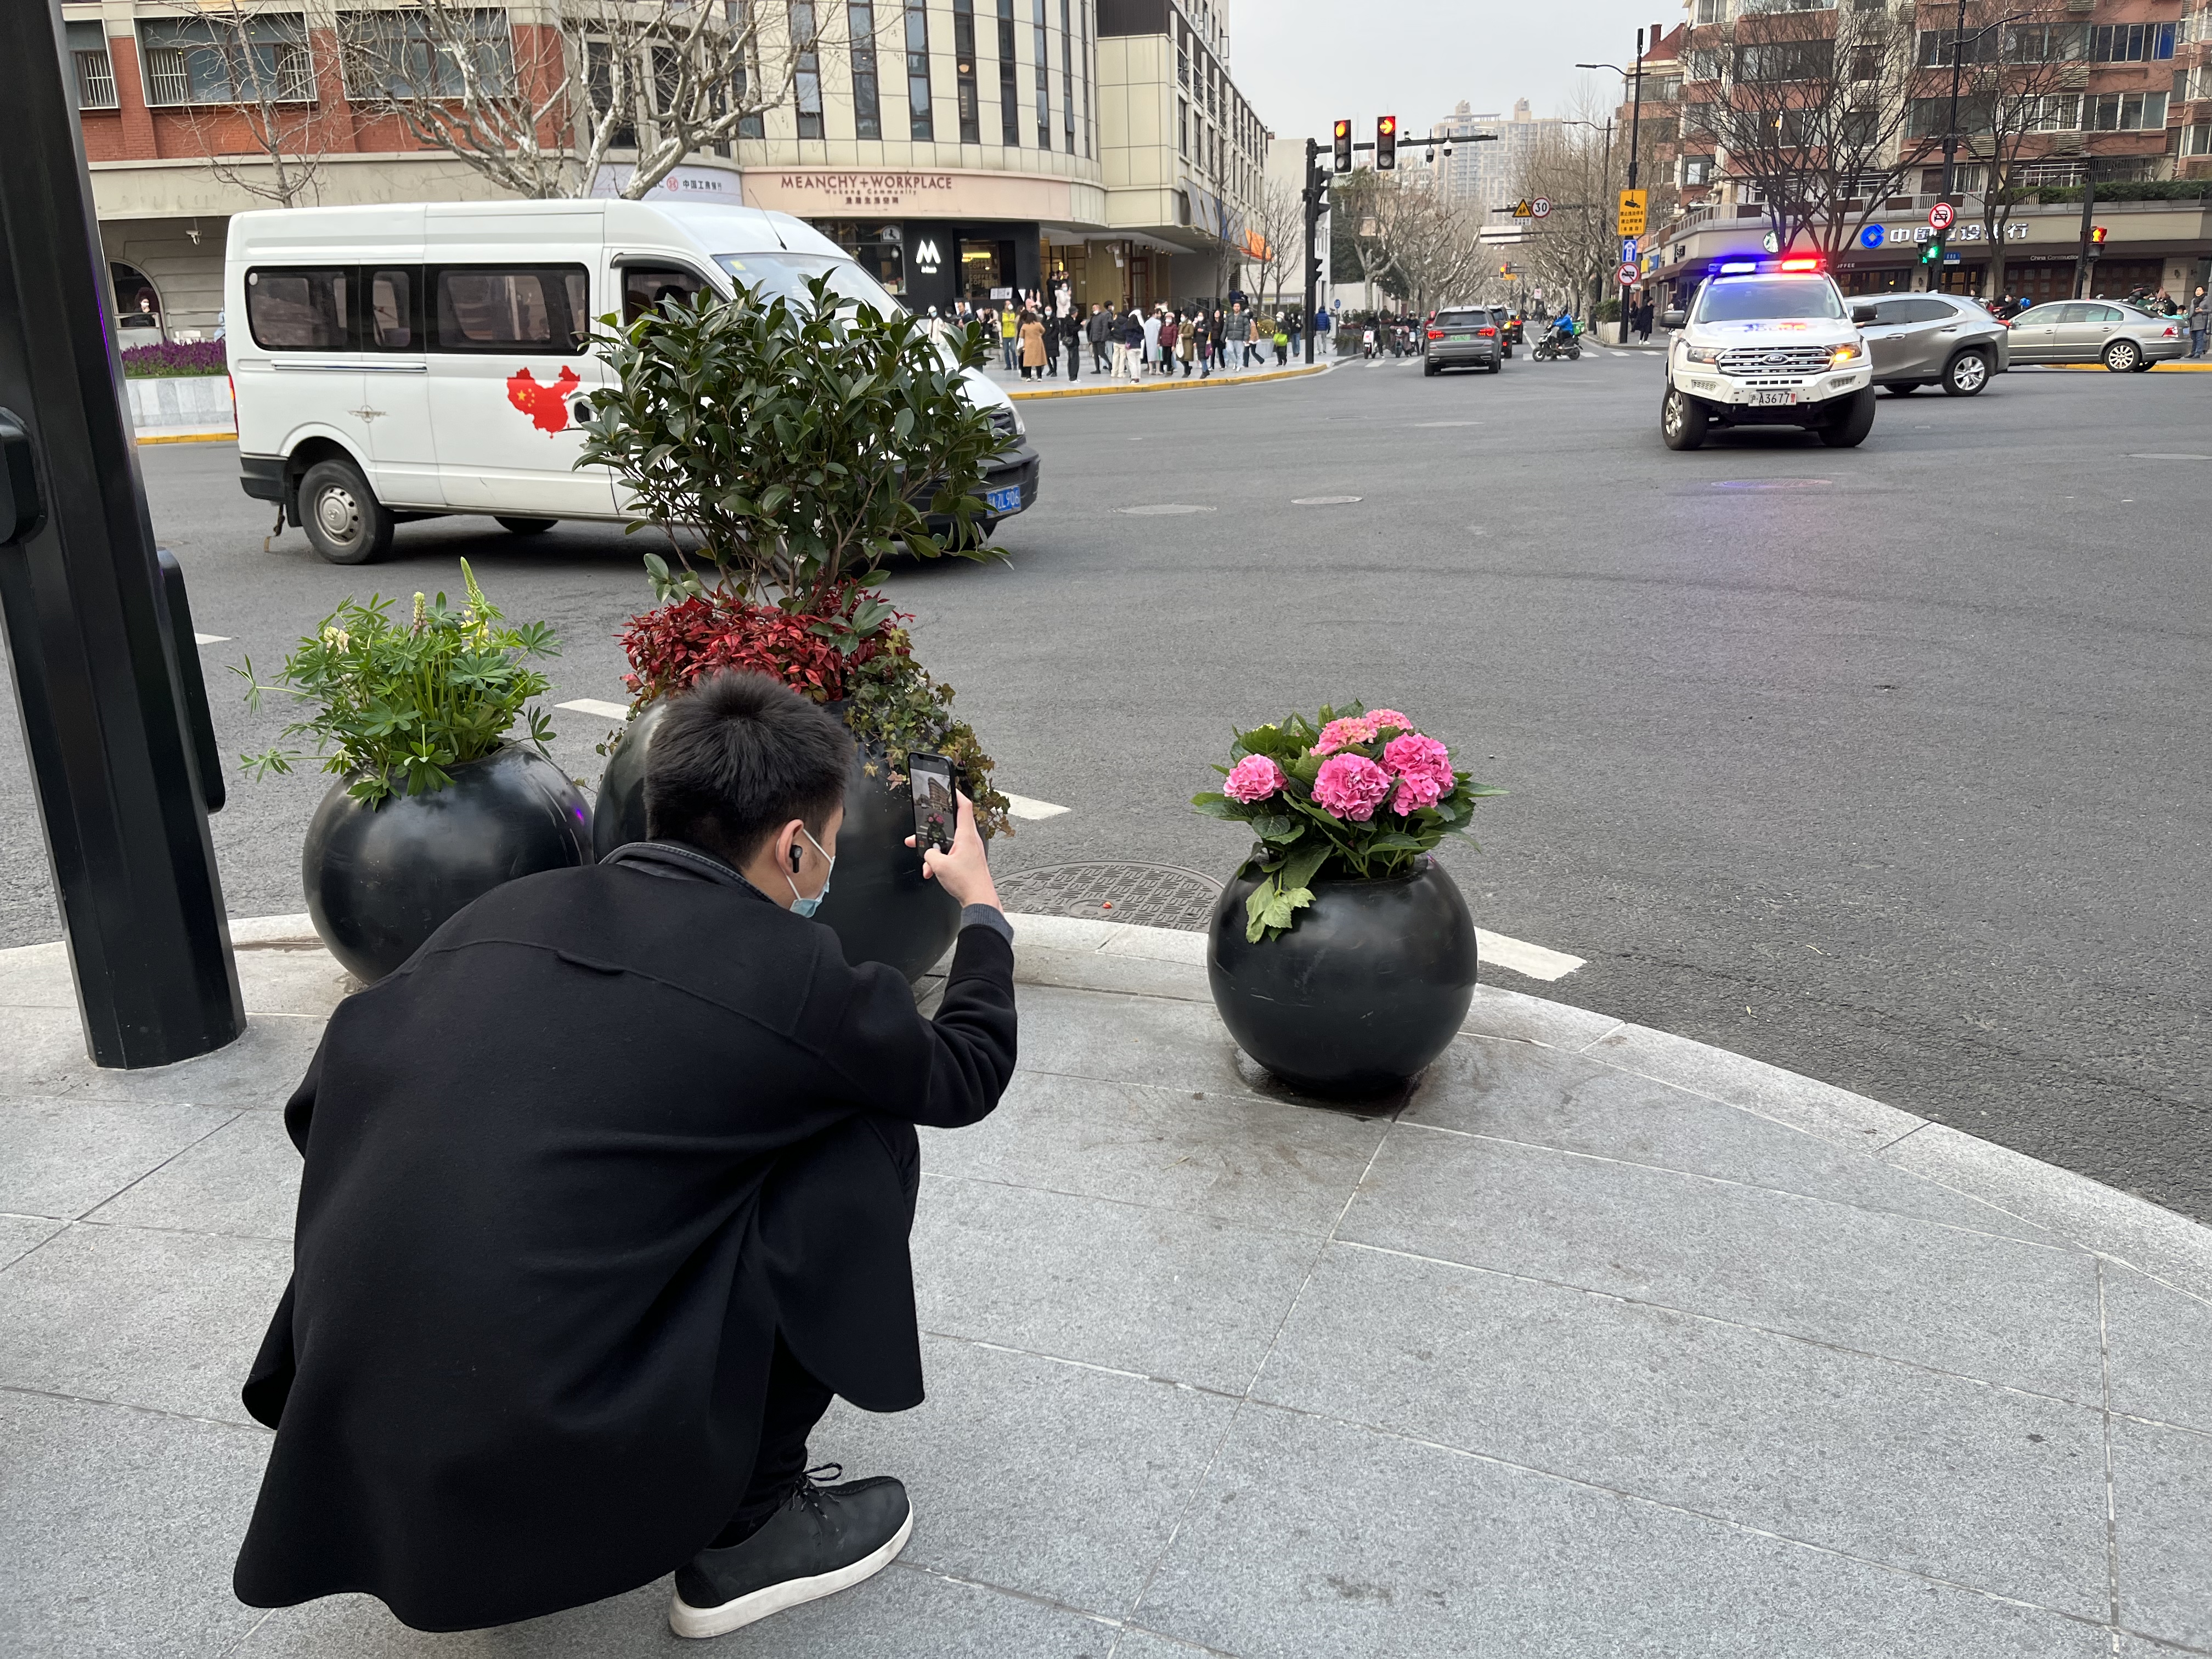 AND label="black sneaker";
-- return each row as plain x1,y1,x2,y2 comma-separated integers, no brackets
669,1467,913,1639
